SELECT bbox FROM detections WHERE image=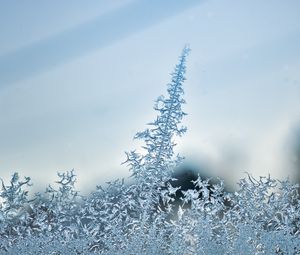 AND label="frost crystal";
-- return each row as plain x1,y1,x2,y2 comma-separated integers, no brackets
1,48,300,254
